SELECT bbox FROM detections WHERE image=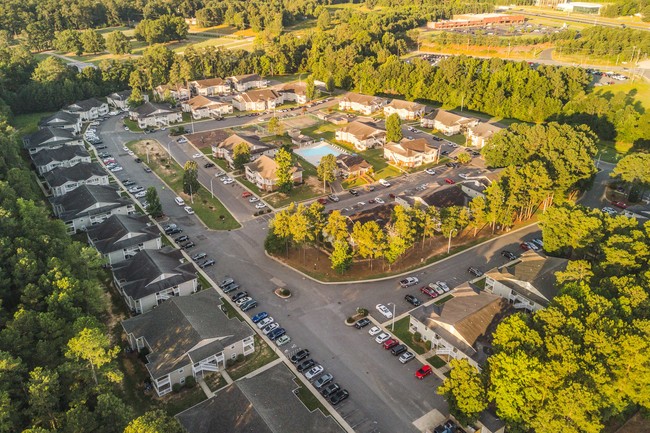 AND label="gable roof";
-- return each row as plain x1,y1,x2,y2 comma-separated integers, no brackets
122,289,253,378
229,73,262,84
191,77,227,88
469,122,503,139
384,138,436,158
420,186,470,207
426,109,474,127
184,95,229,110
43,162,107,187
65,97,106,112
336,154,372,172
485,250,568,306
31,146,89,167
186,129,232,149
340,92,387,106
217,134,276,155
155,83,189,93
338,121,386,140
108,90,131,101
23,127,78,149
131,102,179,118
49,184,132,221
386,99,426,112
277,81,307,96
235,89,281,103
245,155,299,179
38,111,80,128
86,214,161,254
